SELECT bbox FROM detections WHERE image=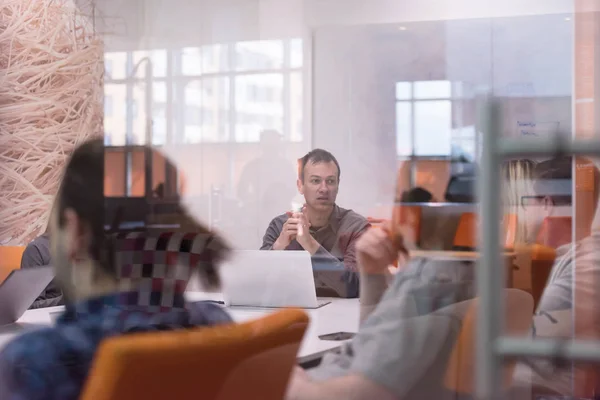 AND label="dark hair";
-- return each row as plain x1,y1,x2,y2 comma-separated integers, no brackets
401,187,433,203
531,156,573,206
56,138,113,275
55,138,230,287
298,149,341,182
